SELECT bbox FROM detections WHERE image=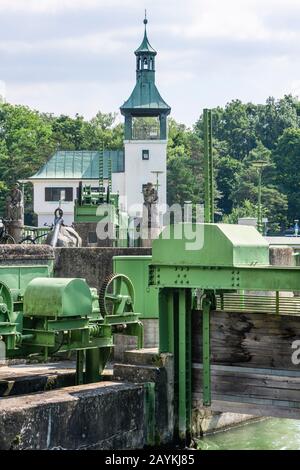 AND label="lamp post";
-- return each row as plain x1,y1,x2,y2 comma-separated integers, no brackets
252,160,268,234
